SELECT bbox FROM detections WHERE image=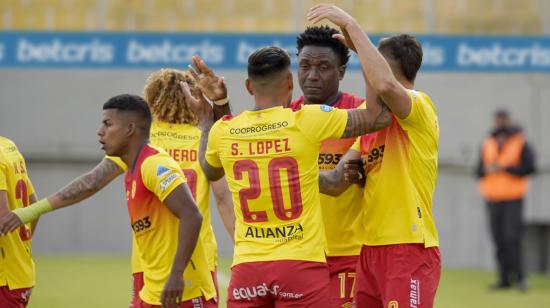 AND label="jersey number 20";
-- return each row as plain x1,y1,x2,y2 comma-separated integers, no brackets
234,157,303,223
